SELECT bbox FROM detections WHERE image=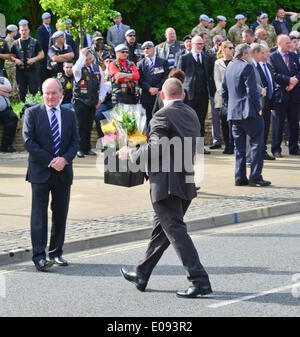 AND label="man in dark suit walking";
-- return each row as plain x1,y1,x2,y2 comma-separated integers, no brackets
222,44,271,187
137,41,169,124
269,34,300,157
117,78,212,298
37,12,55,89
178,35,216,154
23,78,79,271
